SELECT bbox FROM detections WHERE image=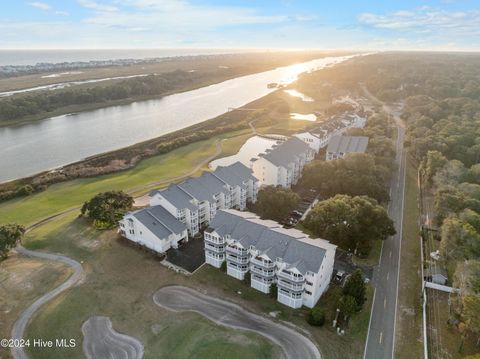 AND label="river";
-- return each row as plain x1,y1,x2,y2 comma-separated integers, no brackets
0,54,357,183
